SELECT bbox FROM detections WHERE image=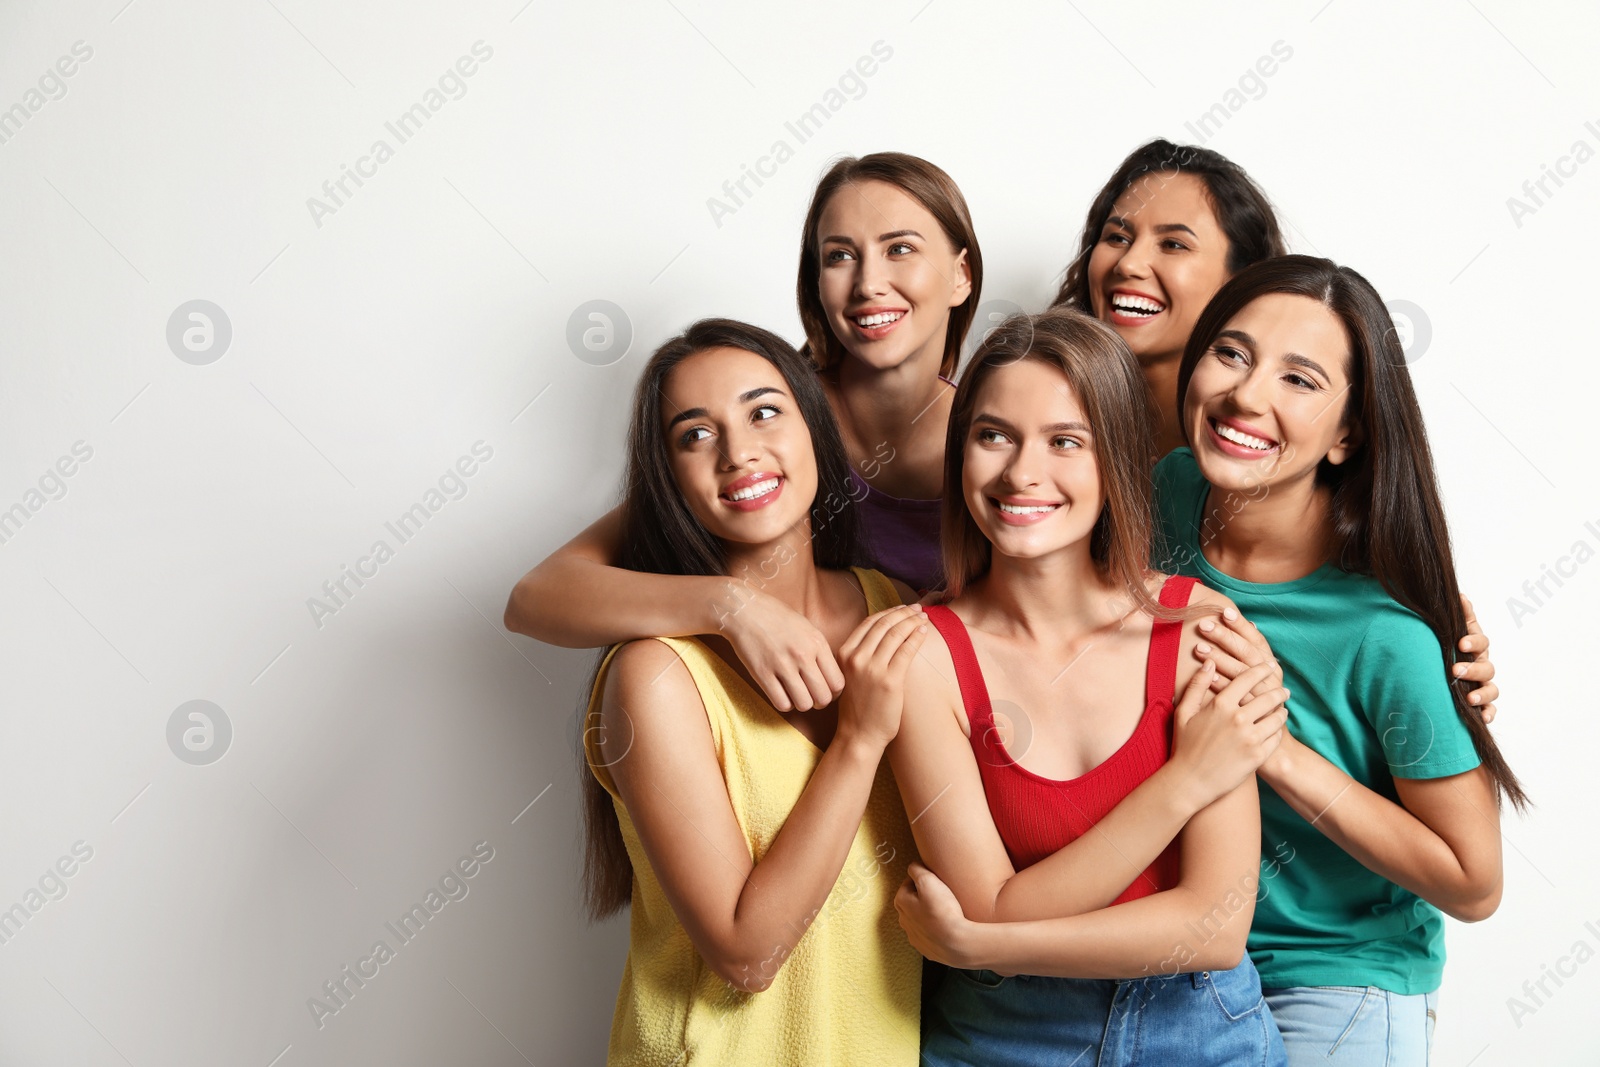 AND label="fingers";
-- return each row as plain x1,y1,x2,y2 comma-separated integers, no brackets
1480,703,1497,725
1454,659,1495,684
1173,661,1217,722
844,605,925,664
1214,662,1278,708
885,620,931,673
1460,594,1480,630
796,660,838,712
